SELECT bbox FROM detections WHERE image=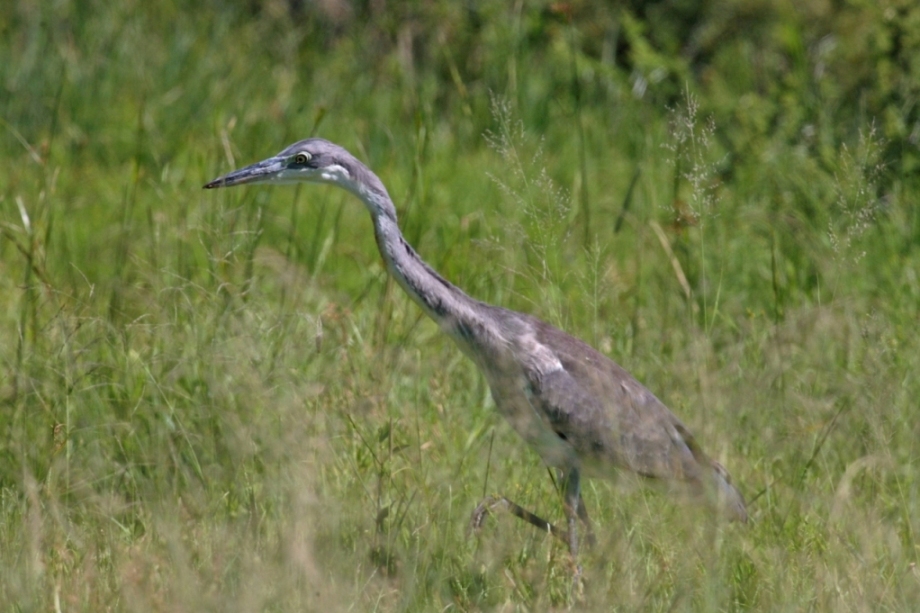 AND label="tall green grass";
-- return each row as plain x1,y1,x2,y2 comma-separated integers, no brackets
2,2,918,610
